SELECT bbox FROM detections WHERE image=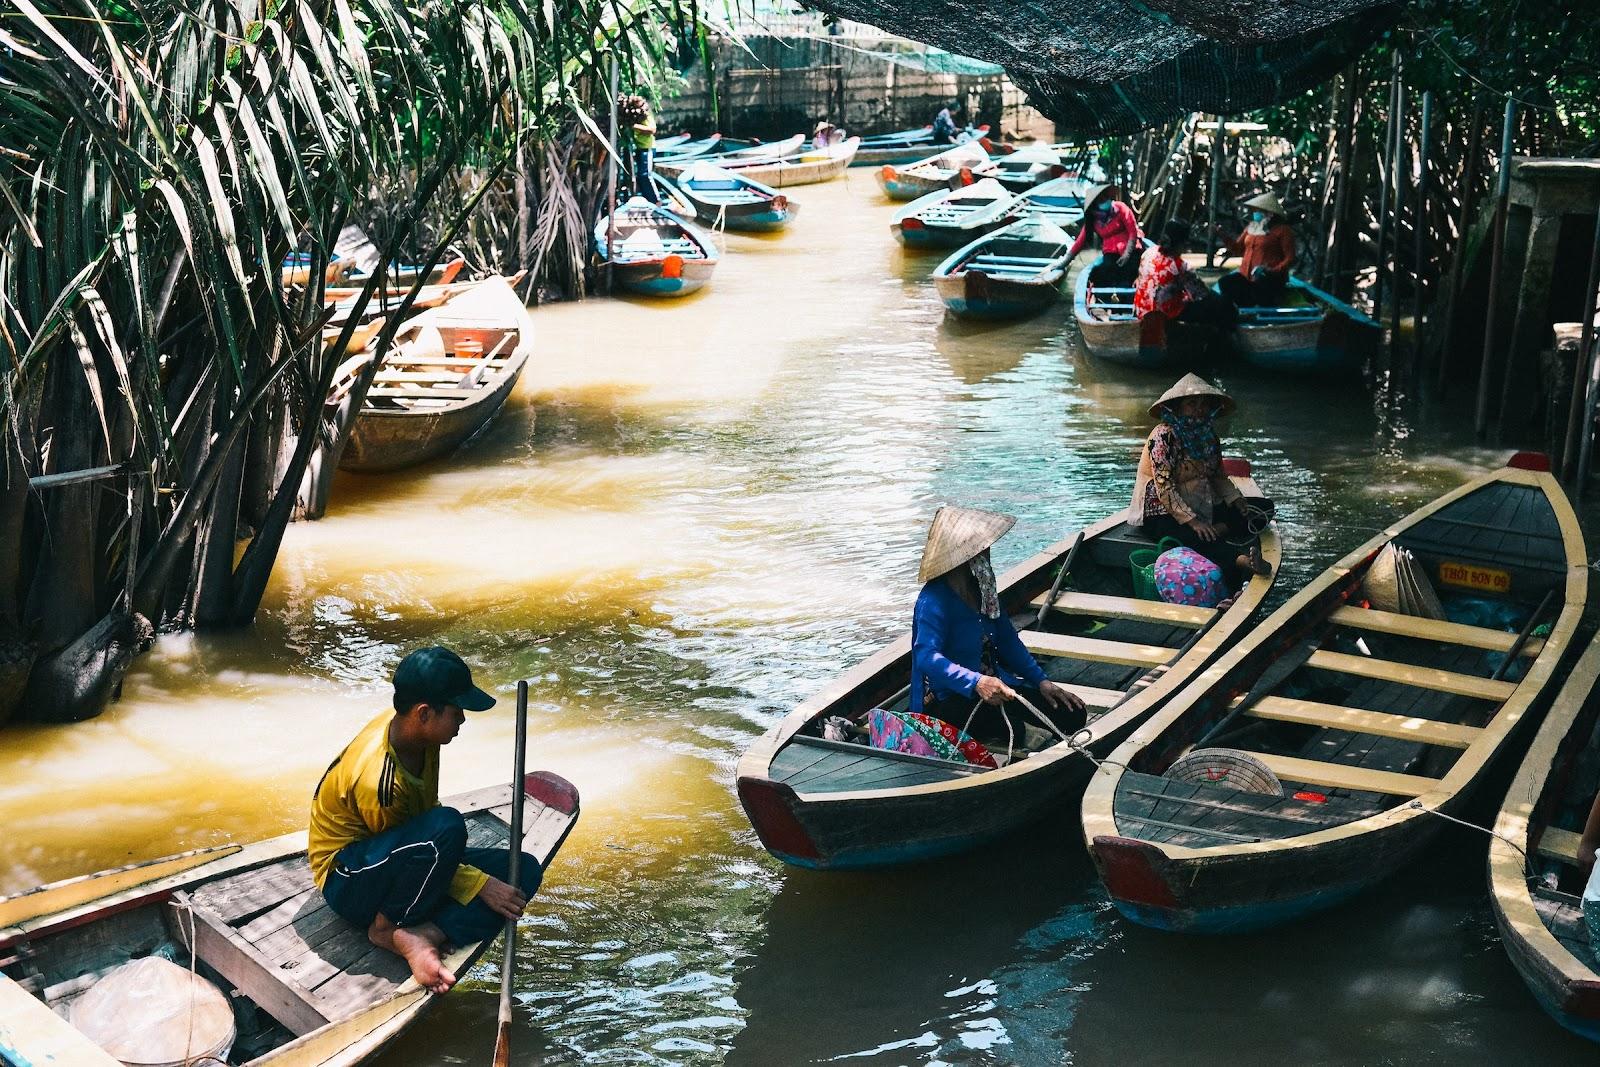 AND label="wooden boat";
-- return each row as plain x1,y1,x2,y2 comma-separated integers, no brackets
933,218,1074,320
889,178,1016,251
1488,621,1600,1041
654,132,691,151
337,275,535,473
714,137,860,188
852,125,990,168
282,253,349,288
1074,254,1220,369
321,272,527,330
653,133,722,161
656,134,807,180
321,266,475,306
992,146,1068,192
1082,456,1585,934
1224,275,1382,376
0,773,579,1066
860,125,936,146
593,197,720,298
876,142,996,201
337,257,465,292
1011,176,1090,231
660,162,798,232
737,477,1281,871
